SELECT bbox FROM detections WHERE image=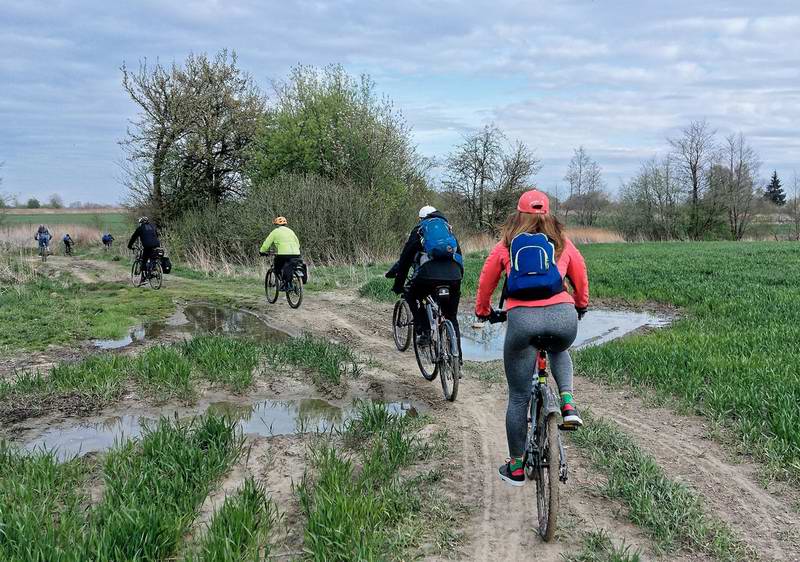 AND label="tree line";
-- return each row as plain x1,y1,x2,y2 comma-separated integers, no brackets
121,51,799,262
